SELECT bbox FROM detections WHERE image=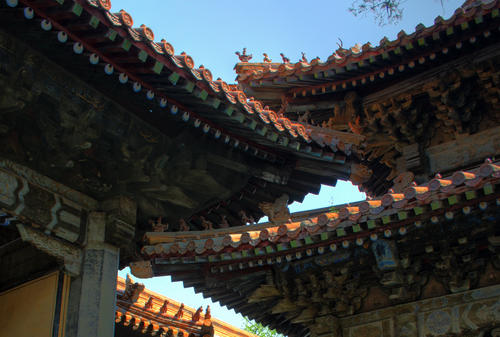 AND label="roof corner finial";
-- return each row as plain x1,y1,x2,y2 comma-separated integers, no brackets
337,38,344,50
263,53,272,63
235,48,252,62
